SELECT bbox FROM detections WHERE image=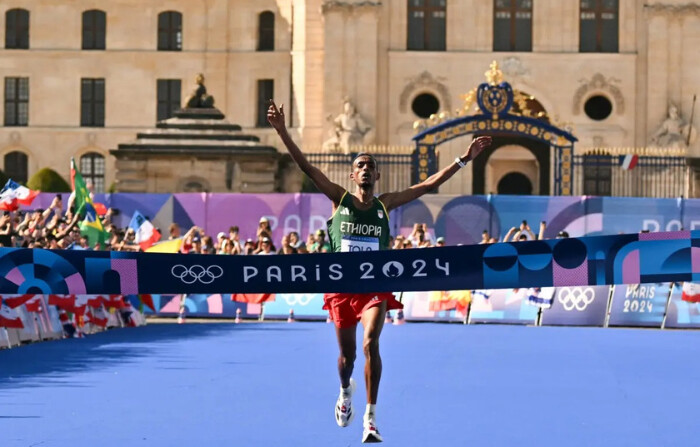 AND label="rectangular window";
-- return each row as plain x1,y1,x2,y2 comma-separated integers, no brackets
4,77,29,126
580,0,618,53
256,80,274,127
81,78,105,127
407,0,446,51
493,0,532,52
157,79,182,121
